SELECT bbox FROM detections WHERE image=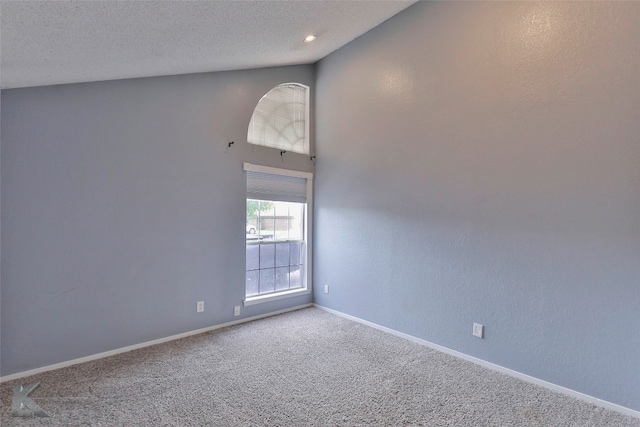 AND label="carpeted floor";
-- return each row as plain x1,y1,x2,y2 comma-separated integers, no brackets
1,307,638,426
